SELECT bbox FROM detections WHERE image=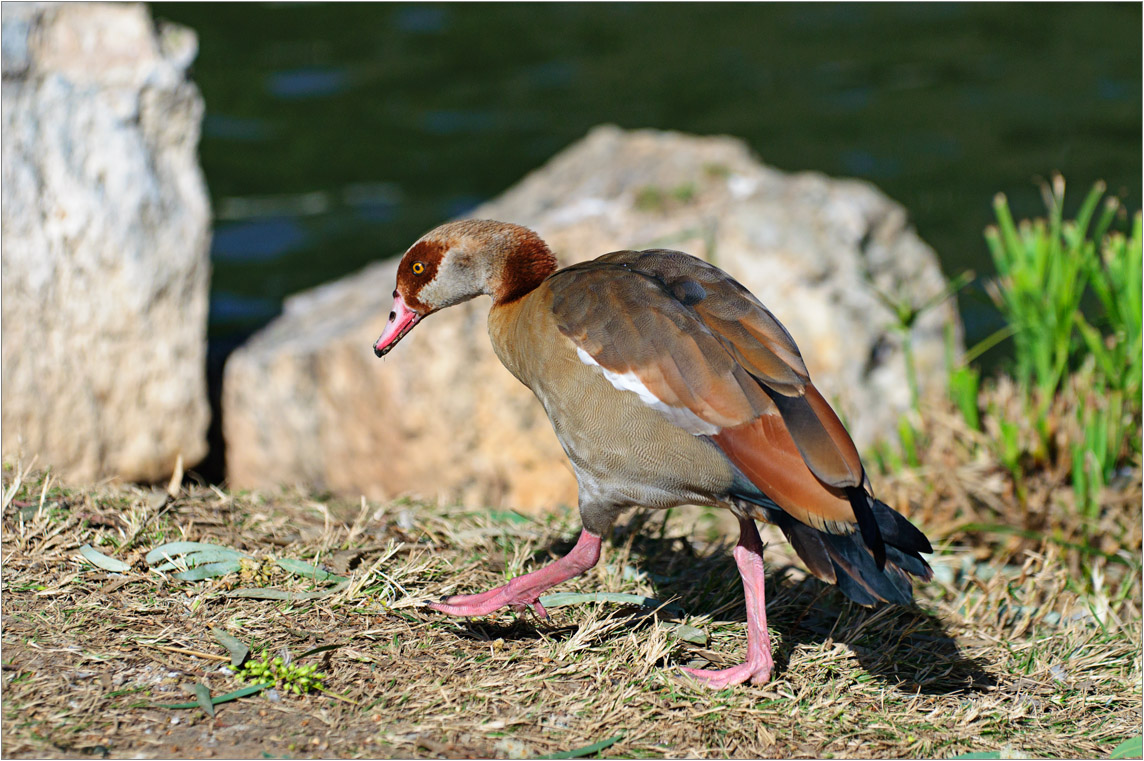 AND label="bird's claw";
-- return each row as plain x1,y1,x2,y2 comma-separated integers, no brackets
426,584,547,618
680,660,773,689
